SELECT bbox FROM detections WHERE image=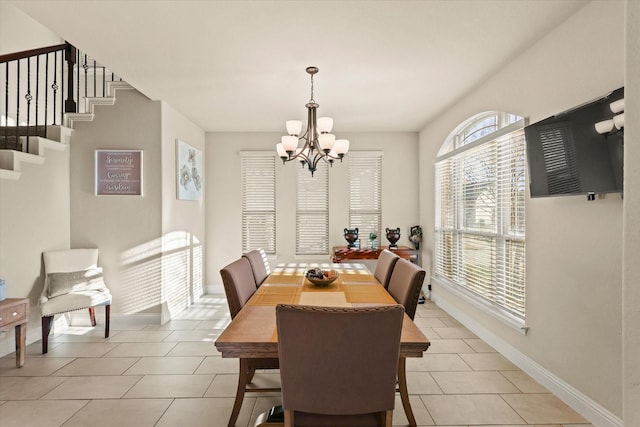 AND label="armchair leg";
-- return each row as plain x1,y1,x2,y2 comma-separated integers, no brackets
88,307,97,326
41,316,54,354
105,304,111,338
